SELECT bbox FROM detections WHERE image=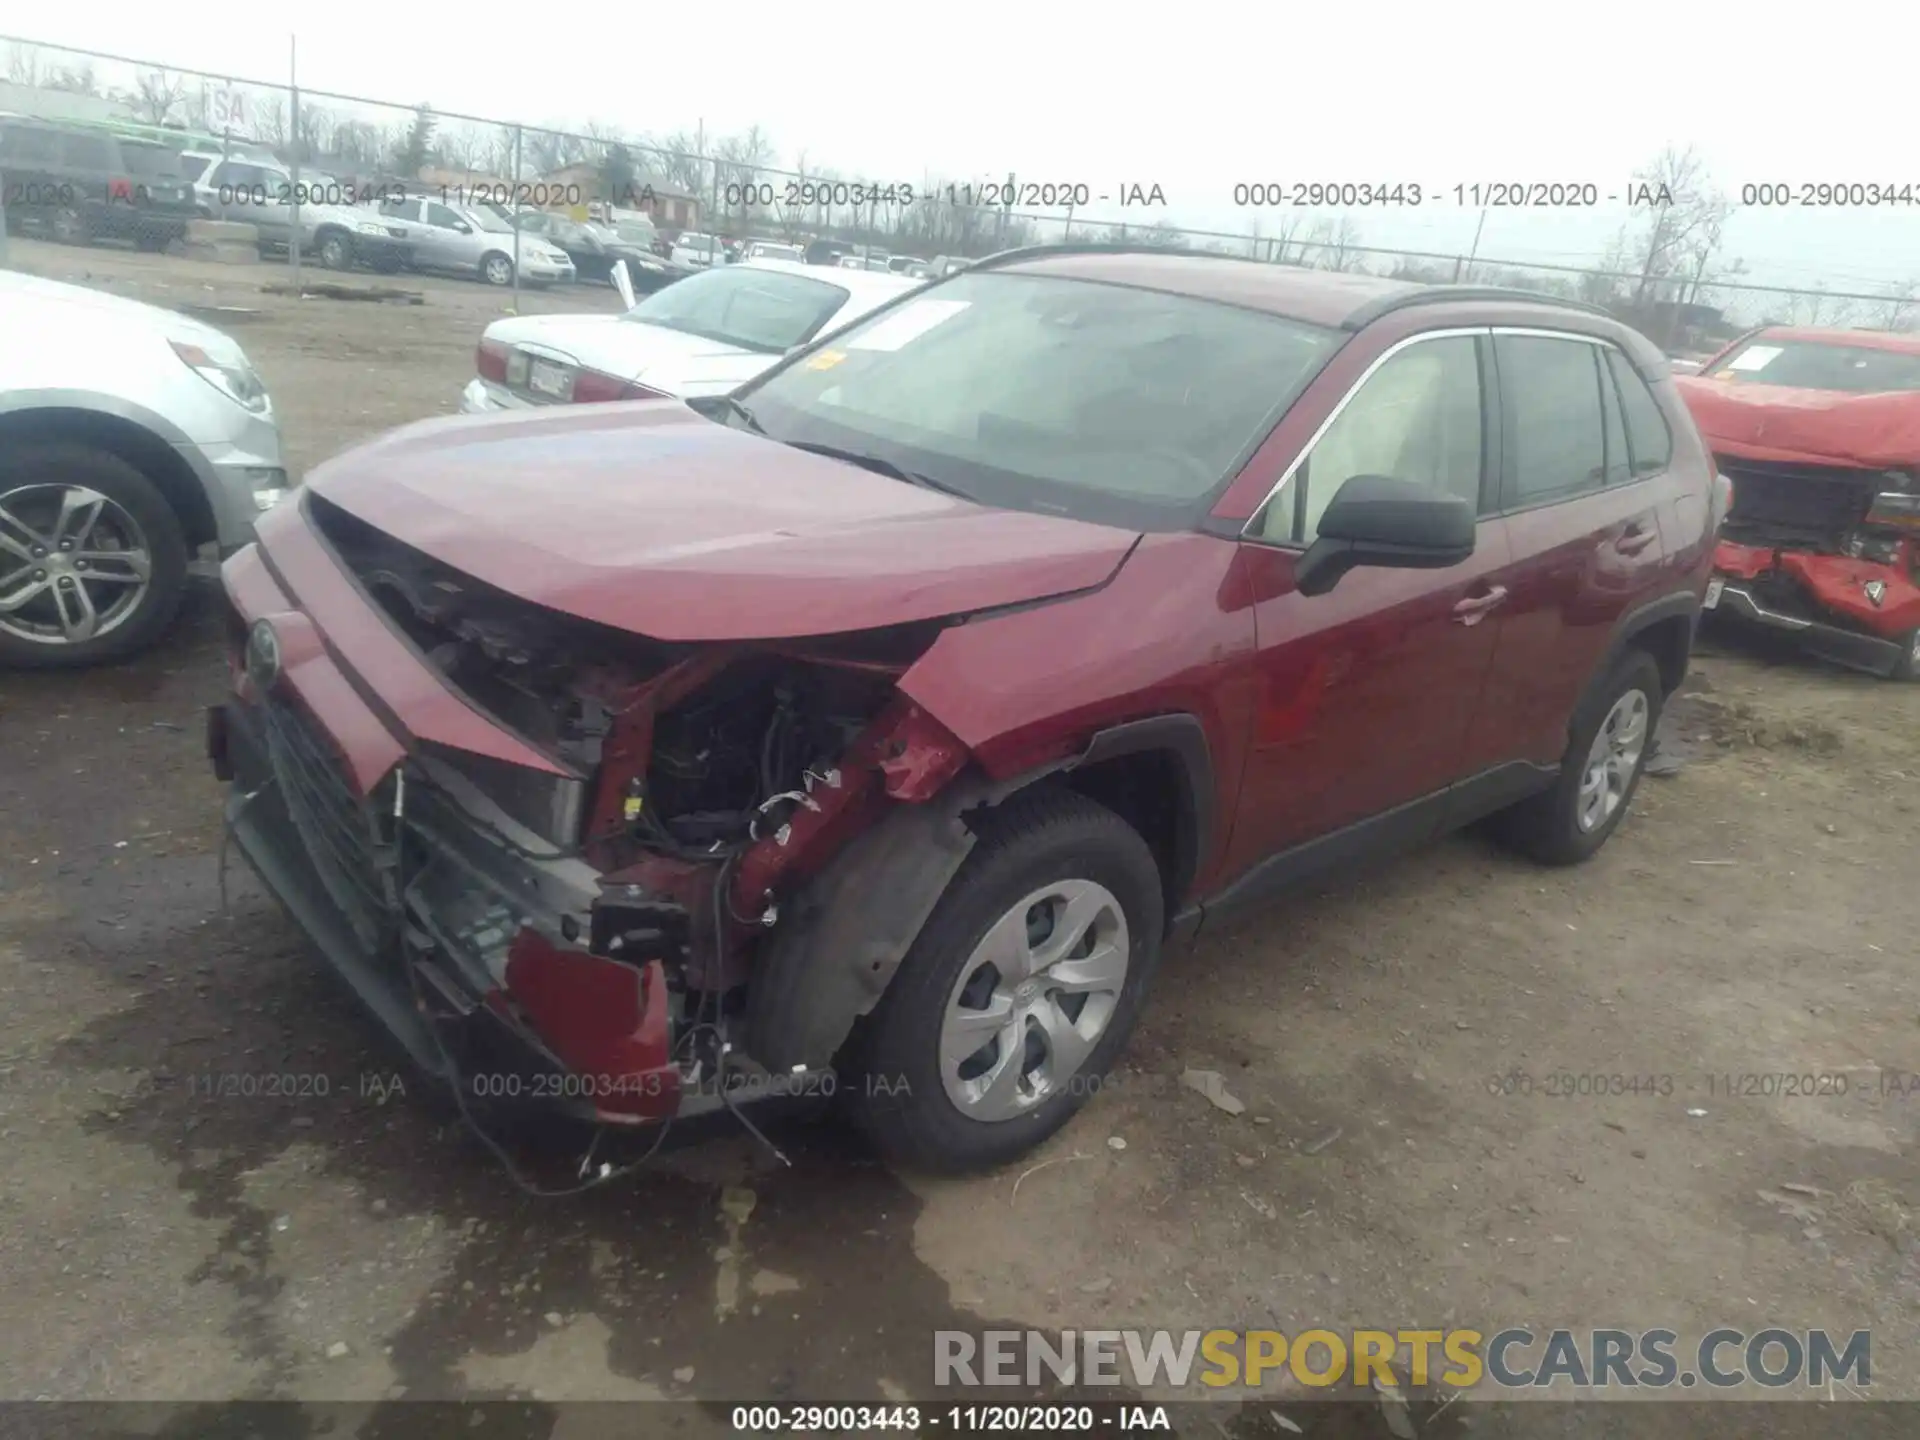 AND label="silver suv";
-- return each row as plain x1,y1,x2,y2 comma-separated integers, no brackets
0,270,286,667
192,156,412,272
